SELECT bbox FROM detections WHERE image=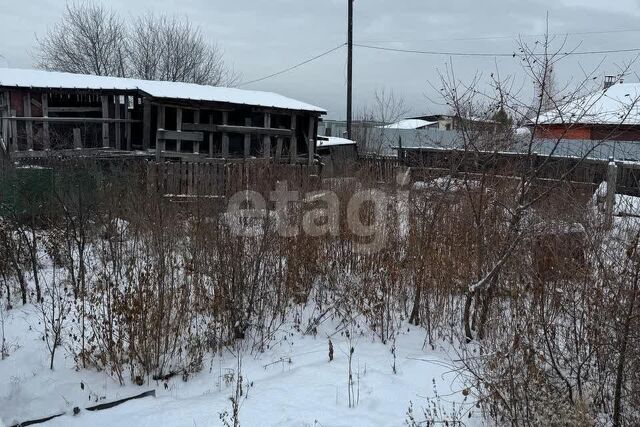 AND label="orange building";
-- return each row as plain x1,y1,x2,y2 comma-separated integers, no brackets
532,81,640,141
